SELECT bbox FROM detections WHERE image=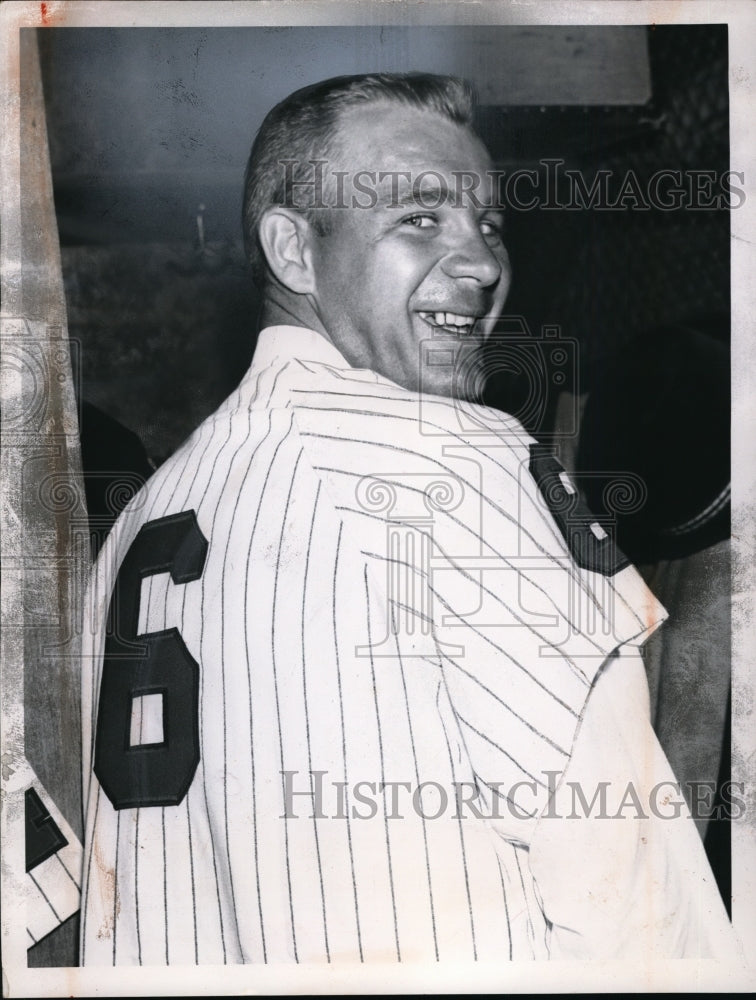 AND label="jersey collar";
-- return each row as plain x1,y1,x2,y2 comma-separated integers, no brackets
252,325,352,372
